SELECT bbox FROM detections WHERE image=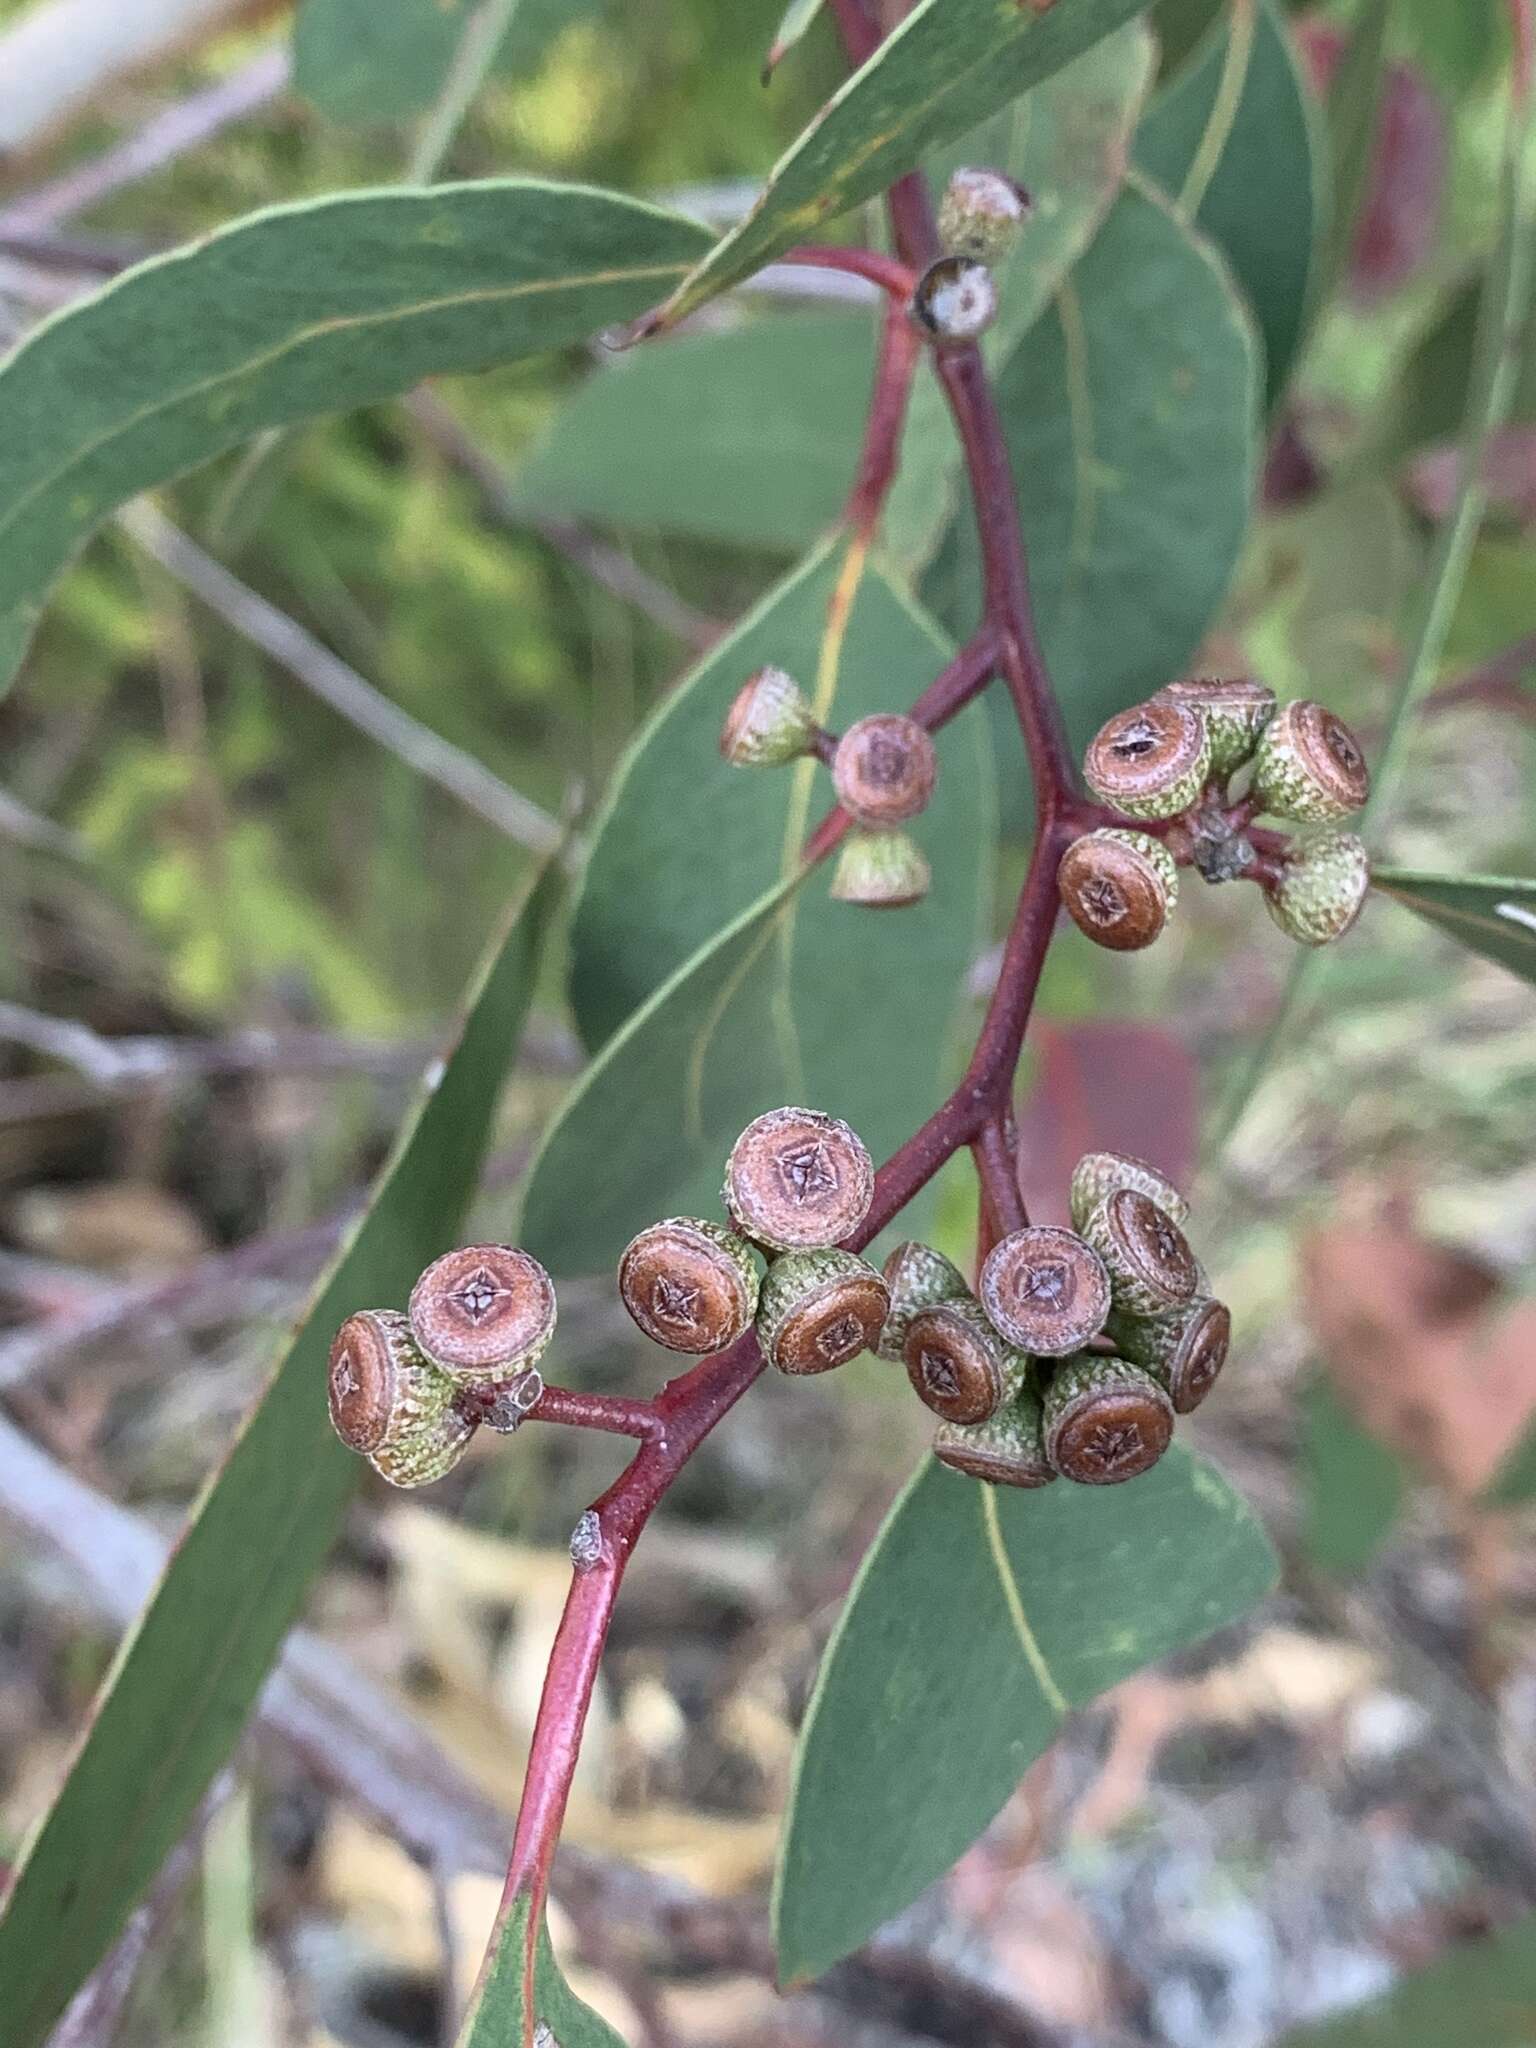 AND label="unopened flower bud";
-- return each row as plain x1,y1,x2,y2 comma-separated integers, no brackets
1107,1295,1230,1415
1251,700,1370,821
910,256,998,342
979,1225,1111,1357
1084,699,1213,820
1264,829,1371,945
830,828,931,908
756,1247,889,1374
1081,1188,1199,1318
724,1106,874,1251
903,1296,1026,1425
877,1239,969,1361
934,1381,1055,1488
328,1309,475,1488
720,665,817,766
408,1244,557,1389
1057,828,1178,951
1069,1151,1189,1233
1043,1352,1174,1485
618,1217,759,1354
832,714,937,826
938,167,1032,266
1156,677,1276,780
